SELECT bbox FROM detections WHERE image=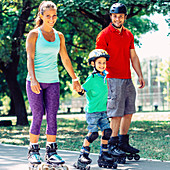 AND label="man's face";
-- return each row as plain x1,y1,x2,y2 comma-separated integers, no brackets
110,13,126,28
